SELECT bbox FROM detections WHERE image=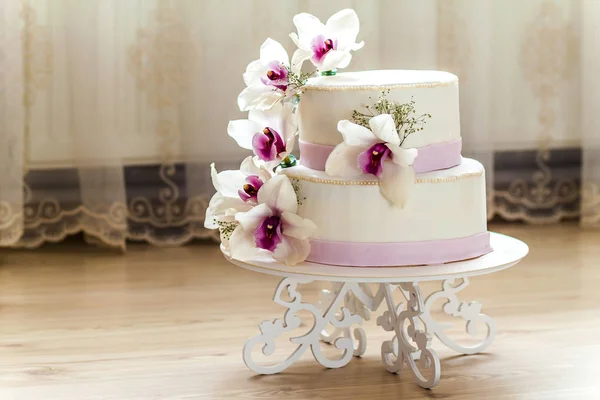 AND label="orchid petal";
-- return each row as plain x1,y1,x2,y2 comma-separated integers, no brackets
227,118,262,149
289,33,311,53
254,90,285,111
210,163,220,192
248,156,276,182
262,158,287,171
240,156,272,182
243,59,268,87
293,12,325,43
229,226,260,261
258,168,273,183
209,192,252,215
204,192,223,229
337,120,378,147
290,46,312,73
235,203,273,231
351,40,365,51
249,102,290,134
215,169,247,198
237,85,268,112
238,85,284,112
325,9,360,50
285,134,297,156
281,211,318,240
272,235,311,266
254,215,283,251
386,145,418,167
240,156,261,176
205,192,251,229
325,143,365,178
259,38,289,64
252,129,279,161
319,50,351,71
369,114,400,145
257,174,297,214
358,143,390,177
289,32,302,49
379,161,415,209
281,102,298,142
